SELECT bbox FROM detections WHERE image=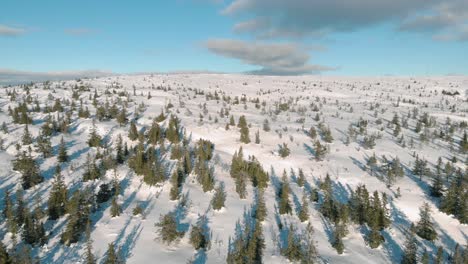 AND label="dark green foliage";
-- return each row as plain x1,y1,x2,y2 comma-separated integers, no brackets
460,131,468,153
133,205,144,216
281,224,303,261
298,192,310,222
115,134,126,164
253,189,267,222
169,165,185,200
430,174,444,197
155,212,185,245
332,222,345,254
48,165,68,220
96,183,116,203
211,182,226,211
278,143,290,158
104,243,121,264
22,207,47,246
166,115,181,144
36,134,53,158
238,115,250,144
278,171,292,215
314,140,327,160
13,150,44,189
110,197,121,217
440,170,467,224
230,147,269,190
87,121,102,147
61,189,94,246
227,210,265,264
82,154,102,182
57,136,69,163
117,107,128,126
128,121,139,141
22,125,33,145
297,168,305,187
147,120,162,145
0,241,11,264
401,228,417,264
416,202,437,241
189,215,210,250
